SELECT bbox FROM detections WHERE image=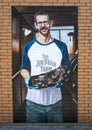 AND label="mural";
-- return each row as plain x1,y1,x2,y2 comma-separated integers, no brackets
12,6,78,123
